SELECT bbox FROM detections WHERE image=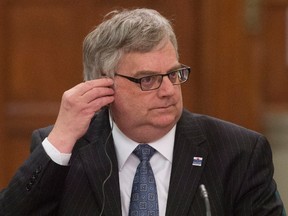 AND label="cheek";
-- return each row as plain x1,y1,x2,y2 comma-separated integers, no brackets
113,88,142,112
117,96,152,121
